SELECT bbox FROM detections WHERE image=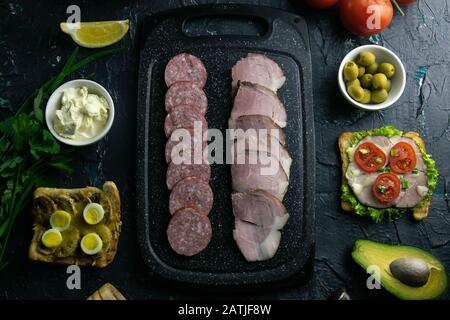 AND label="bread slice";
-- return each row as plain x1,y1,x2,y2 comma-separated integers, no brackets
339,131,430,221
87,283,126,300
28,181,121,267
